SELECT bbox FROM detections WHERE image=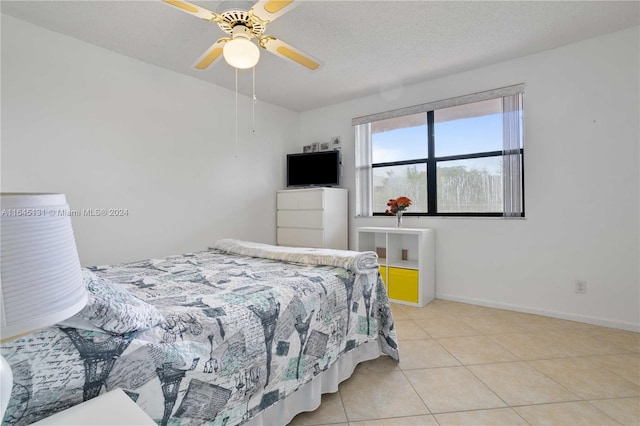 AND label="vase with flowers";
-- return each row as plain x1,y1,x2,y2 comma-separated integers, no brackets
385,196,412,227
